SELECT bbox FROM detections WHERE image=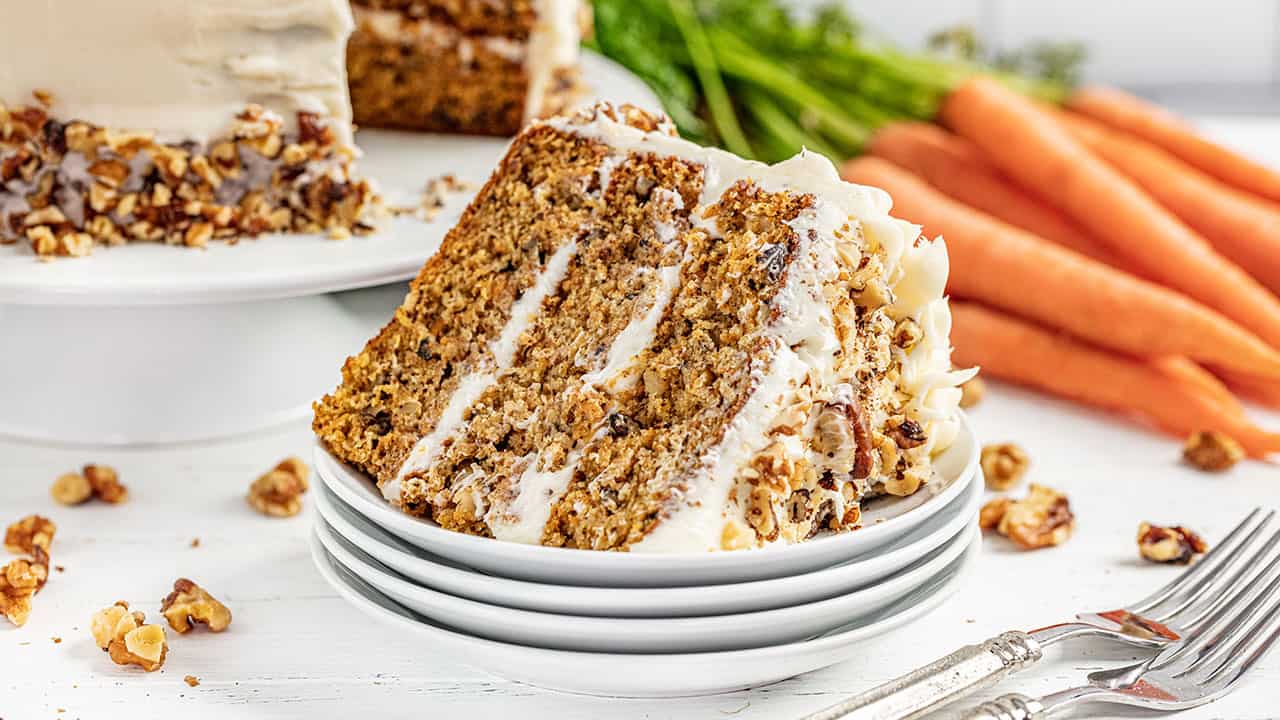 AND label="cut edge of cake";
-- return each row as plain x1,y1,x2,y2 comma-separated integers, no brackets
314,103,975,553
346,0,586,135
